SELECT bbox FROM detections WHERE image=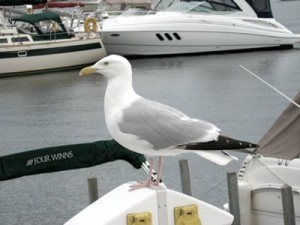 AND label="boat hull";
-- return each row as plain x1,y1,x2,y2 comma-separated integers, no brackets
102,29,299,56
0,38,106,76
